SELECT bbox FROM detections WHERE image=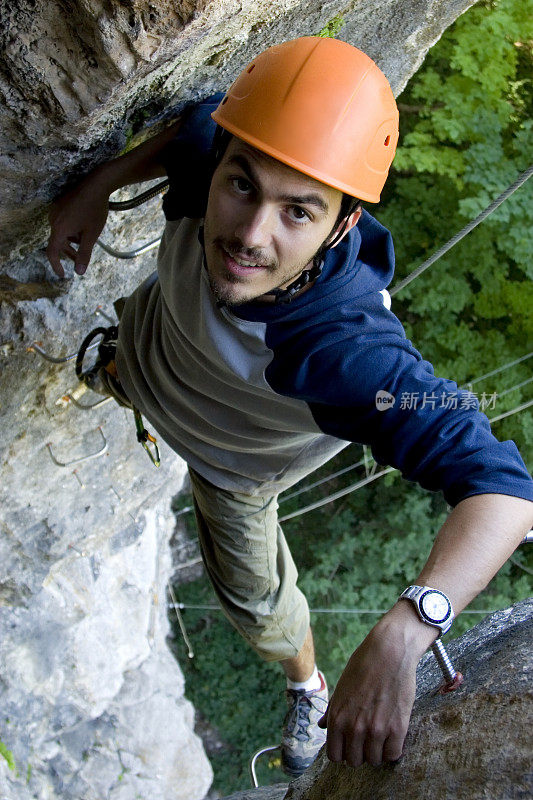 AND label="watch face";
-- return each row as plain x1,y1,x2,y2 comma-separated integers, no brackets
420,590,450,624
